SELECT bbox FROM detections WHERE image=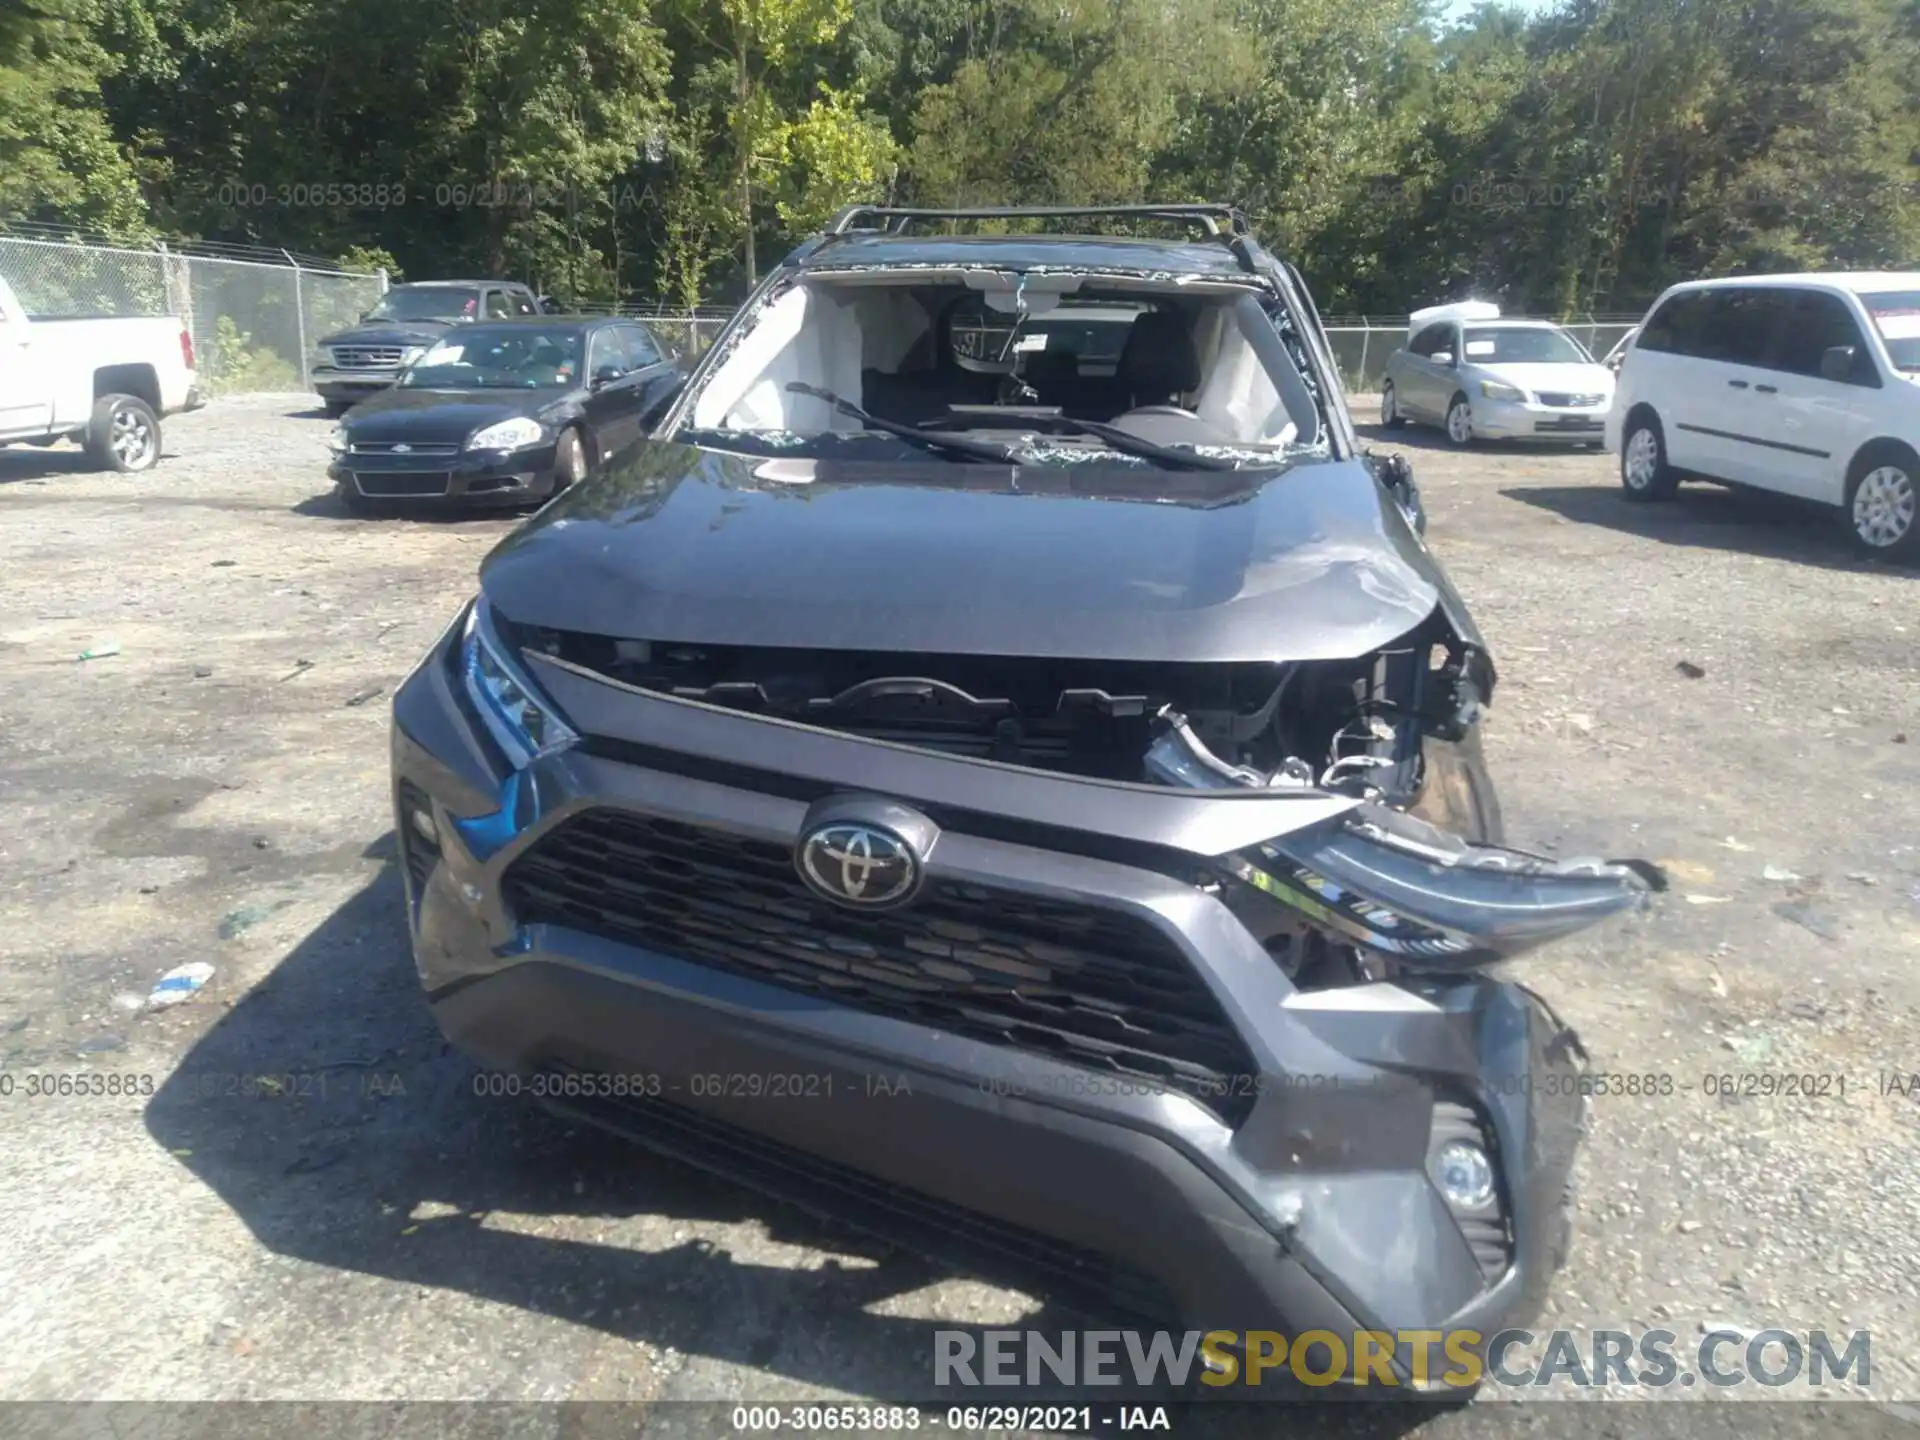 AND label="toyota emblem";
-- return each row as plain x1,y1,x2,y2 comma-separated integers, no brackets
391,442,412,453
797,822,920,908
